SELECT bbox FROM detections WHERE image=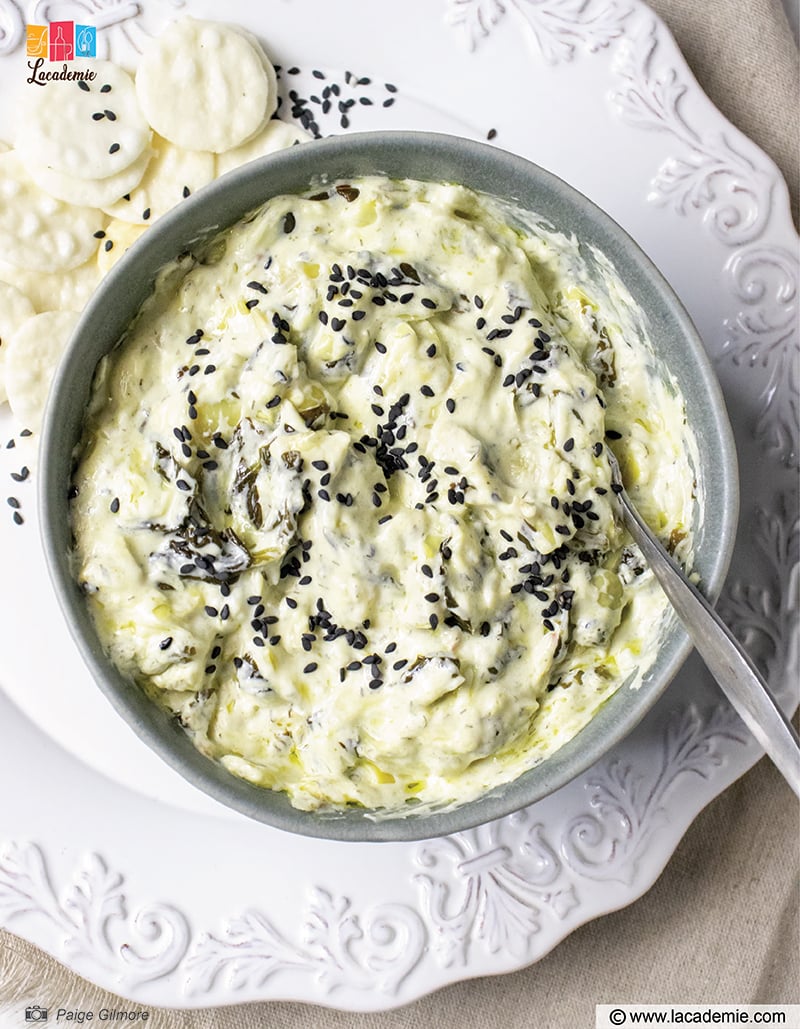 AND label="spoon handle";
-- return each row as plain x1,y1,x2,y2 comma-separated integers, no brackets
612,473,800,797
